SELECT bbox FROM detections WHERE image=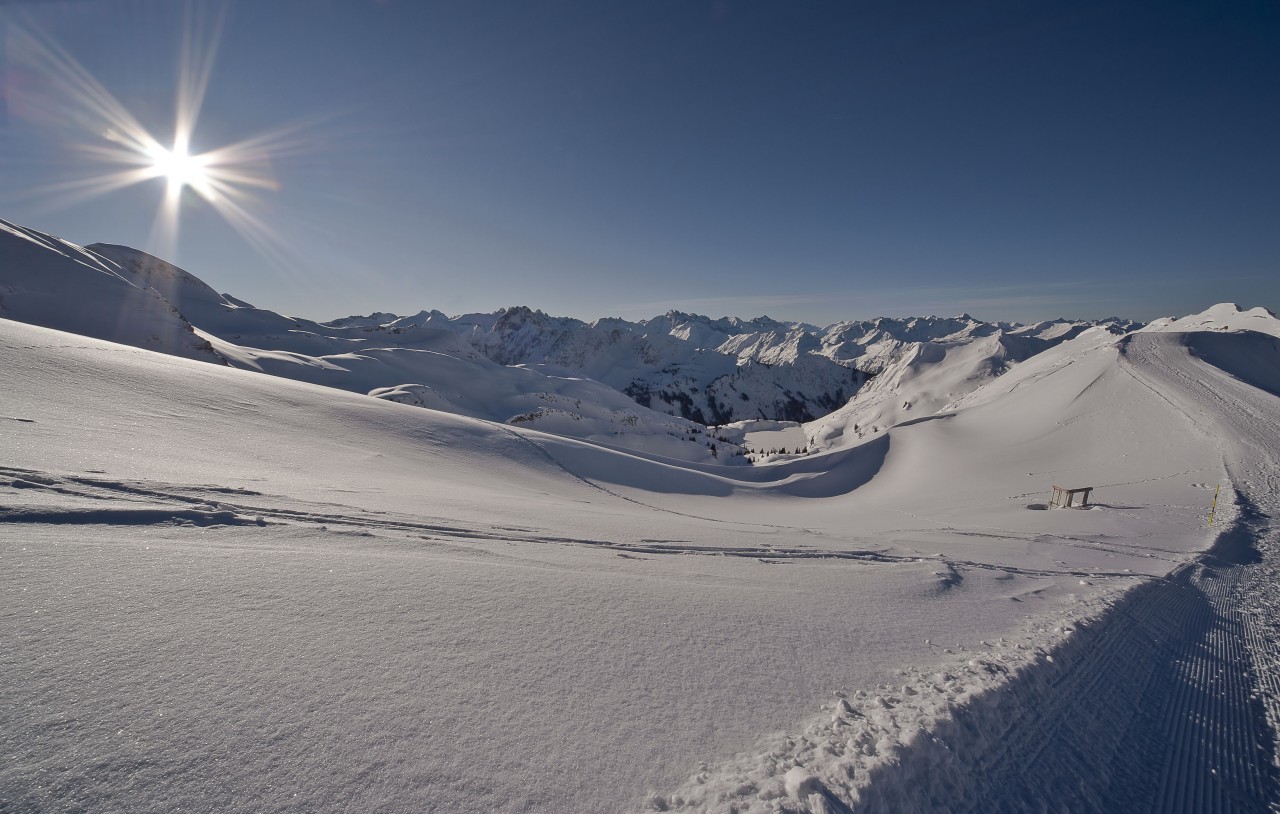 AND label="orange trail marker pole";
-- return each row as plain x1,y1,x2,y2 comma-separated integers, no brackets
1208,484,1220,527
